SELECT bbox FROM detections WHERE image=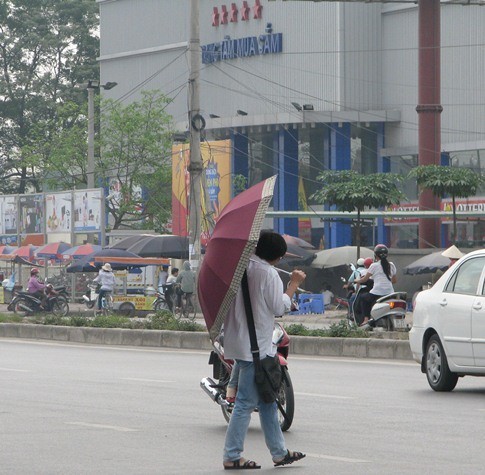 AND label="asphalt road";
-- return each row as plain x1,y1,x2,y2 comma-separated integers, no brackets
1,339,484,474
